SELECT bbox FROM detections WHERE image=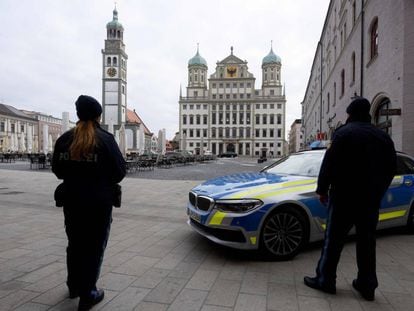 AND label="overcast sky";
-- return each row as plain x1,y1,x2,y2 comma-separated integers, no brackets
0,0,329,139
